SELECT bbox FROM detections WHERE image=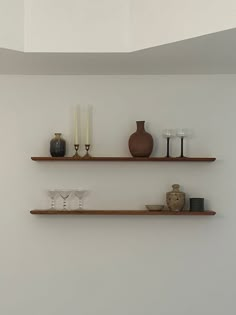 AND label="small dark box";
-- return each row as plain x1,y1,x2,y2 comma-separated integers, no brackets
190,198,204,211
